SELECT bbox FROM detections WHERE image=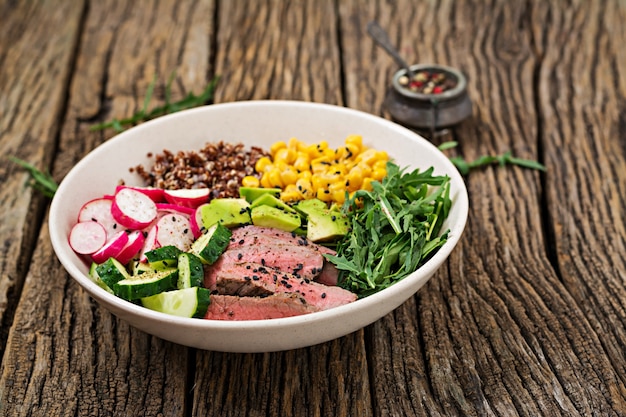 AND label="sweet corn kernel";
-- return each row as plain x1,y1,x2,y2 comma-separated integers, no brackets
372,168,387,181
242,176,260,188
255,156,273,173
270,141,287,156
267,169,283,188
280,166,299,186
